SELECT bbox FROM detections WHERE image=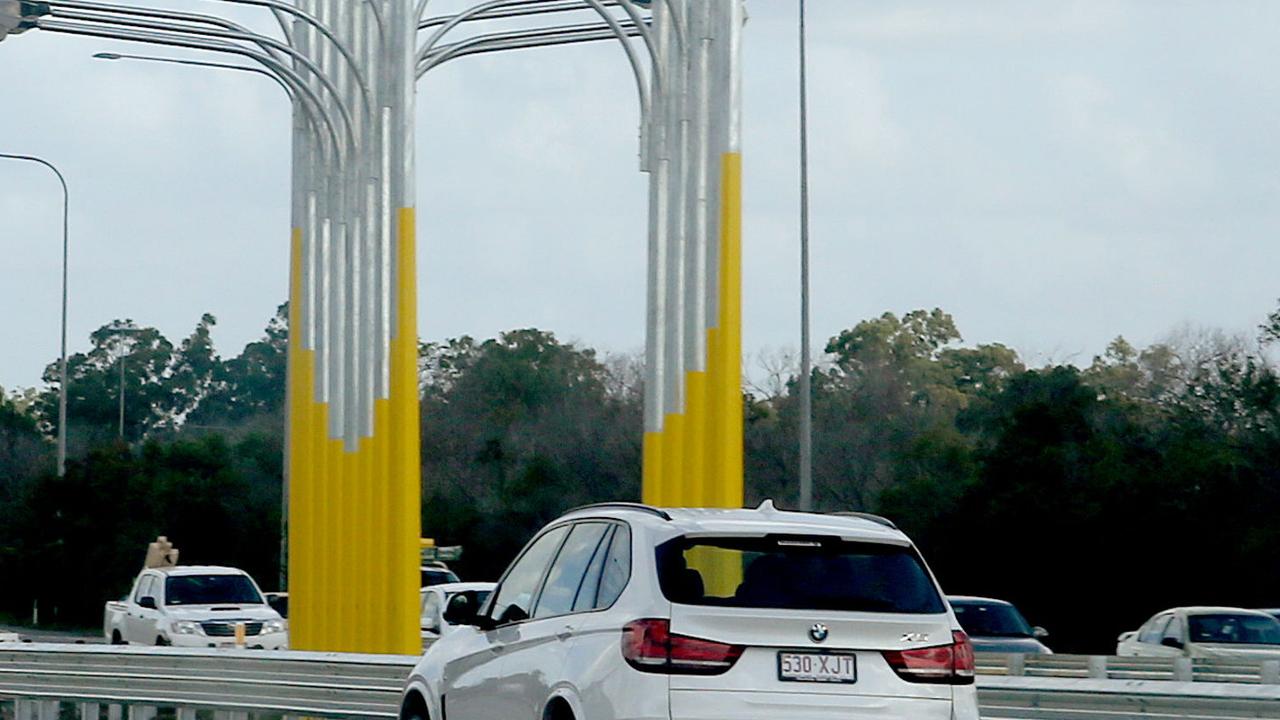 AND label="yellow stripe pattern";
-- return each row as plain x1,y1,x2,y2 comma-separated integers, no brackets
287,209,421,655
644,153,744,510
